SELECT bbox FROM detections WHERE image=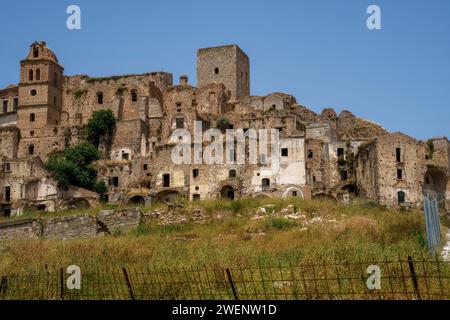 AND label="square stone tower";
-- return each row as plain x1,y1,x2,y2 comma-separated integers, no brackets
197,45,250,101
